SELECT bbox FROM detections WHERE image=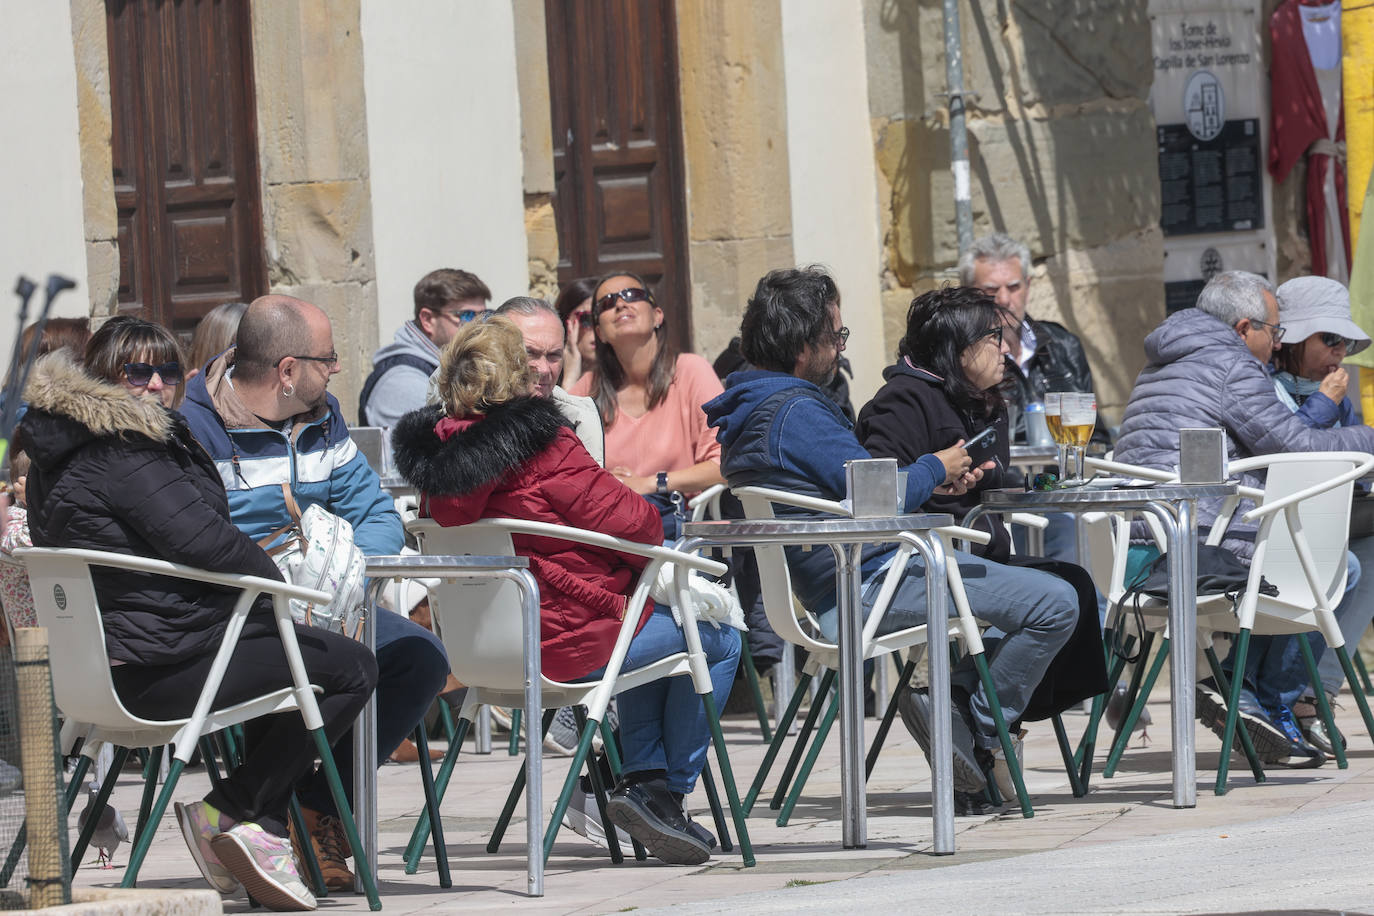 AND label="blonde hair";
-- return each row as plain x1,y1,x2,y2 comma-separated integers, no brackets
436,315,533,415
